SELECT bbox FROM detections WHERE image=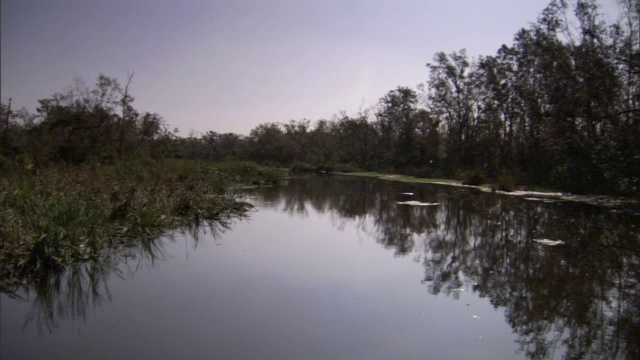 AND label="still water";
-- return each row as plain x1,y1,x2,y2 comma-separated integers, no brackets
2,176,639,359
